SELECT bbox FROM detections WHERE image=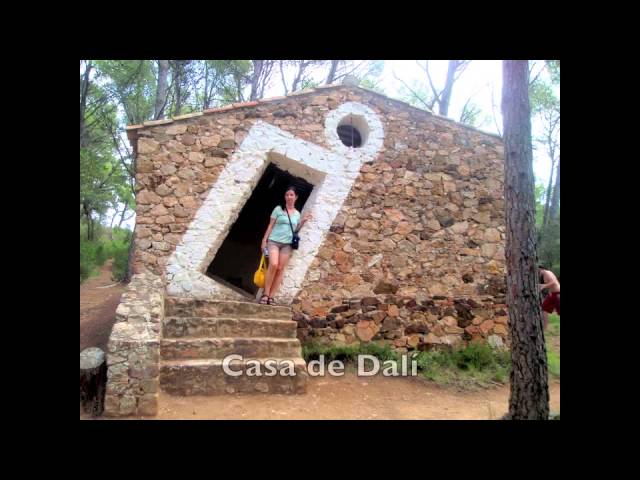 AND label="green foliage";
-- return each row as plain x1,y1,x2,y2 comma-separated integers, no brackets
302,341,400,363
413,343,511,389
459,100,484,127
547,350,560,378
94,60,156,124
80,236,100,282
80,223,132,283
397,79,434,110
547,313,561,337
359,77,386,95
538,215,560,274
300,78,321,91
213,60,252,105
546,60,560,85
109,227,133,281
